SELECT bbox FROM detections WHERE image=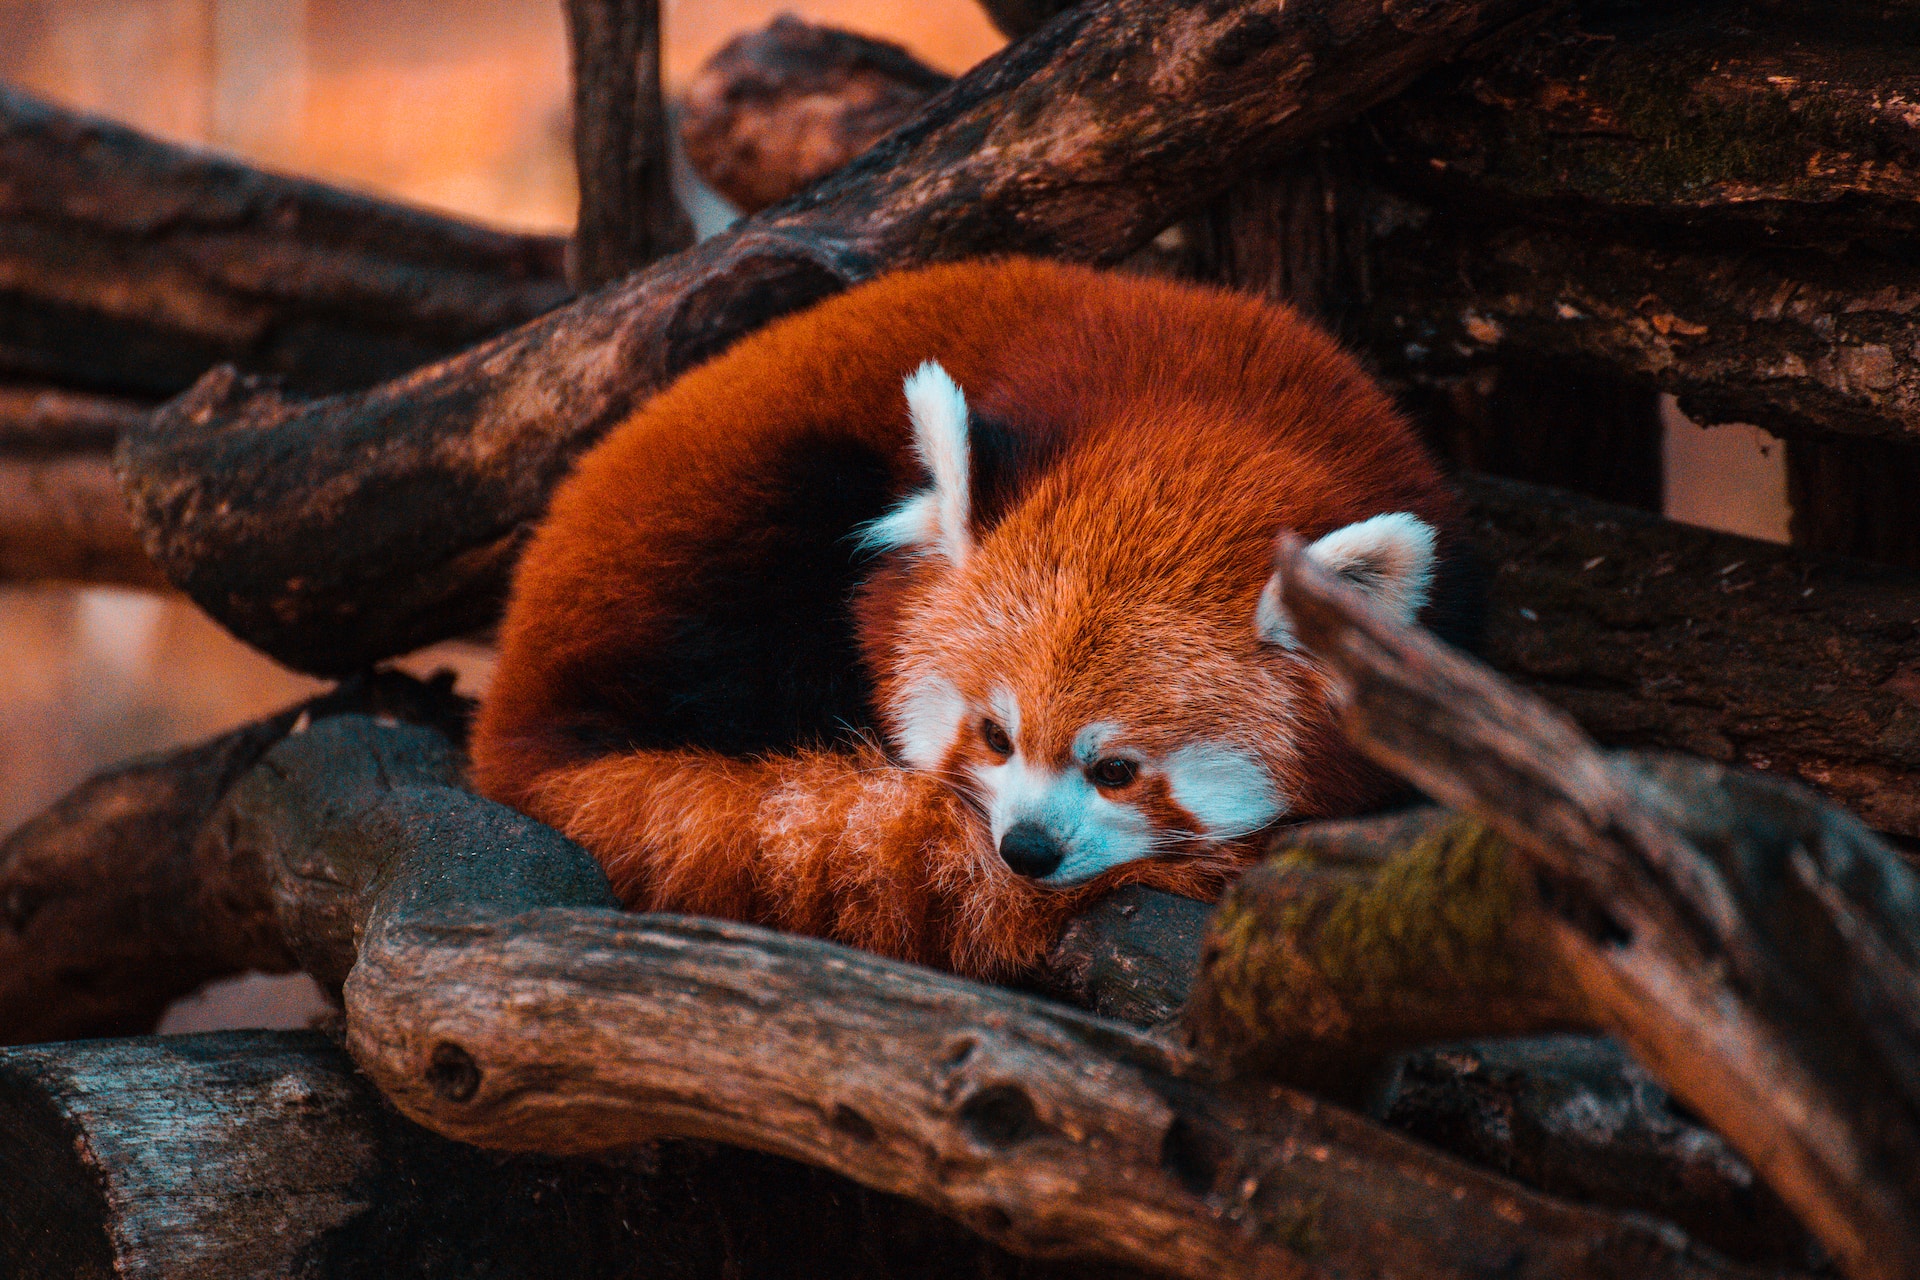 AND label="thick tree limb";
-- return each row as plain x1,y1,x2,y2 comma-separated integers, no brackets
0,673,465,1045
1272,529,1920,1280
0,88,569,400
1370,11,1920,244
679,18,952,215
118,0,1560,675
0,1031,1151,1280
564,0,692,289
